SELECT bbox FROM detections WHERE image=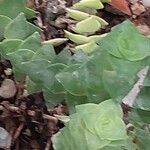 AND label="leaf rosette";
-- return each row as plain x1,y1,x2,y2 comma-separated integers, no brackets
52,100,135,150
